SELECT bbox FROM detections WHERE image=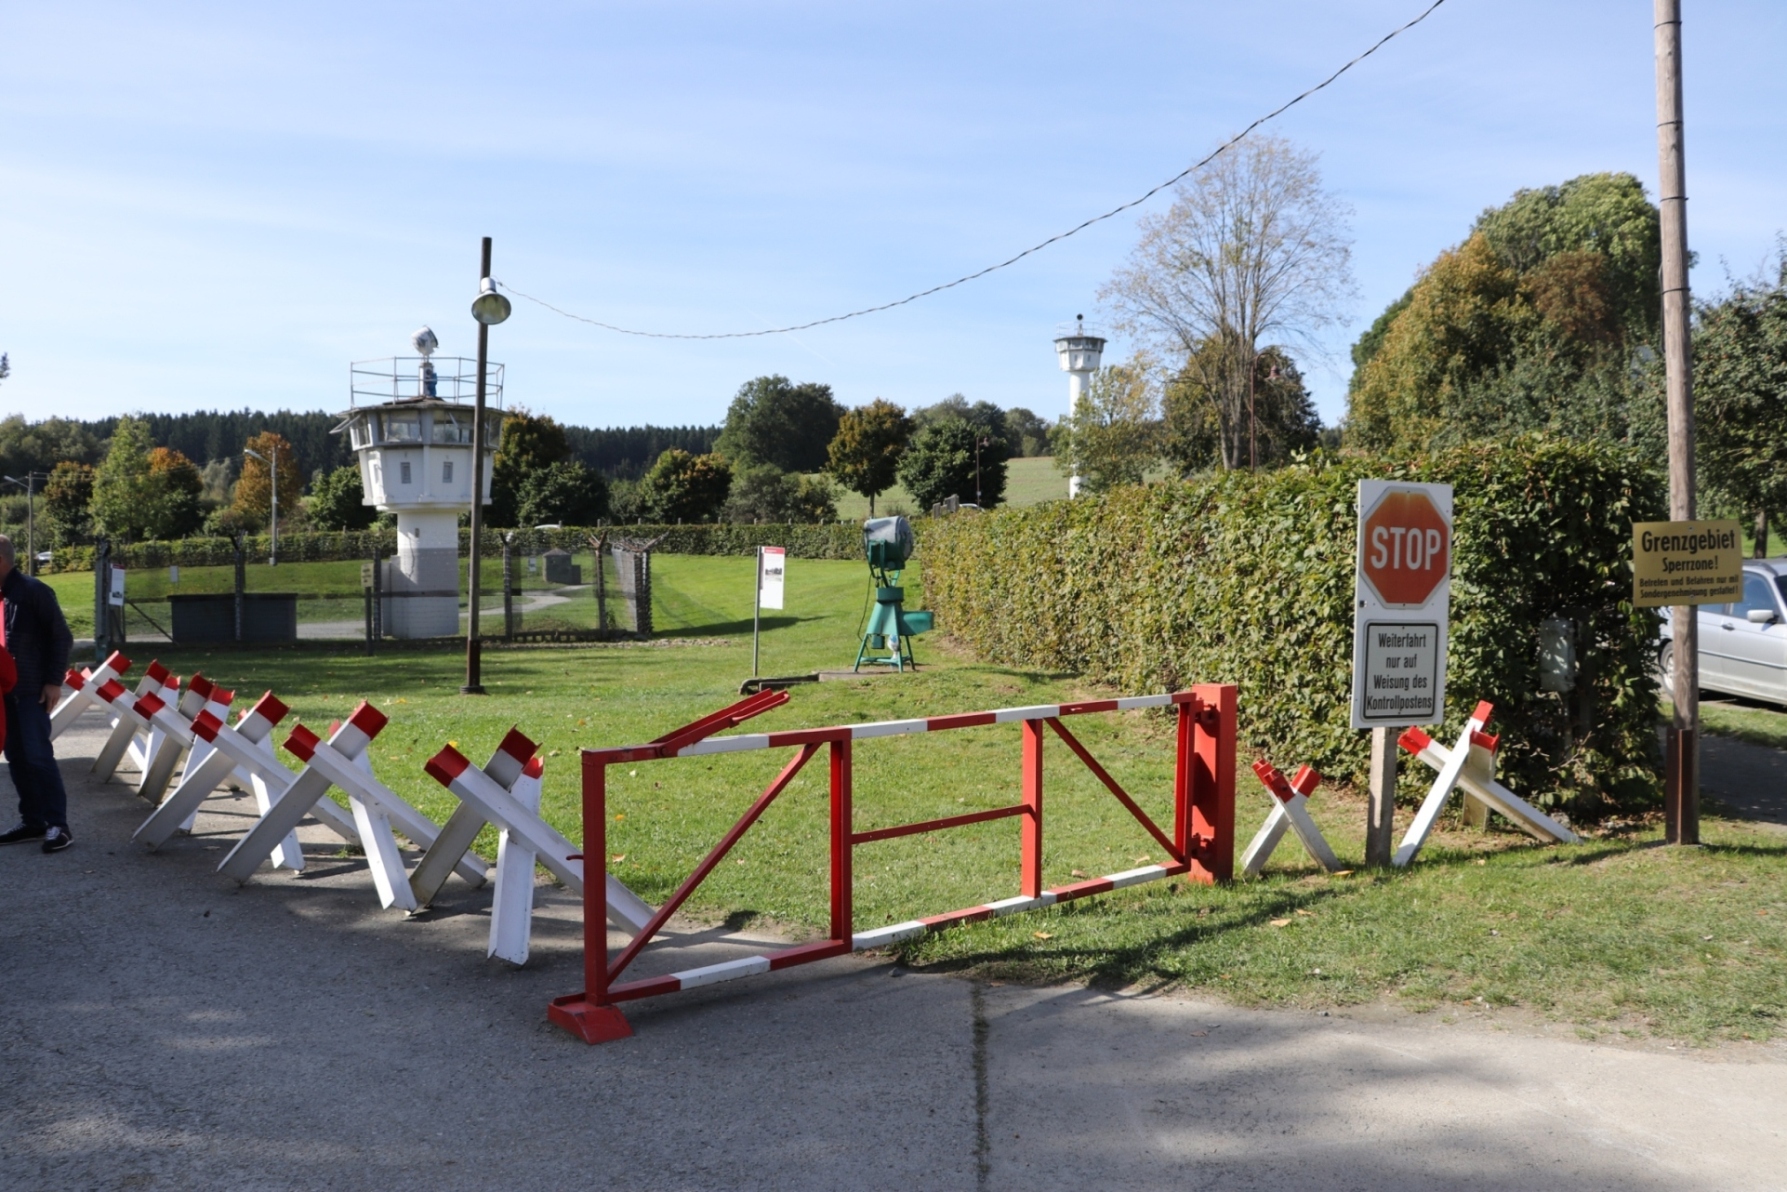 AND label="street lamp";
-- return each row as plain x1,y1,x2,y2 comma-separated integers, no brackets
463,236,511,696
243,445,279,565
2,472,45,575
